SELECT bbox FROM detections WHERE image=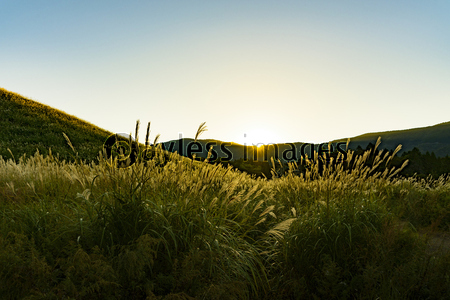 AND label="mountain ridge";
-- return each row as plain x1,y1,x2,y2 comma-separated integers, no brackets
2,87,450,162
331,121,450,157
